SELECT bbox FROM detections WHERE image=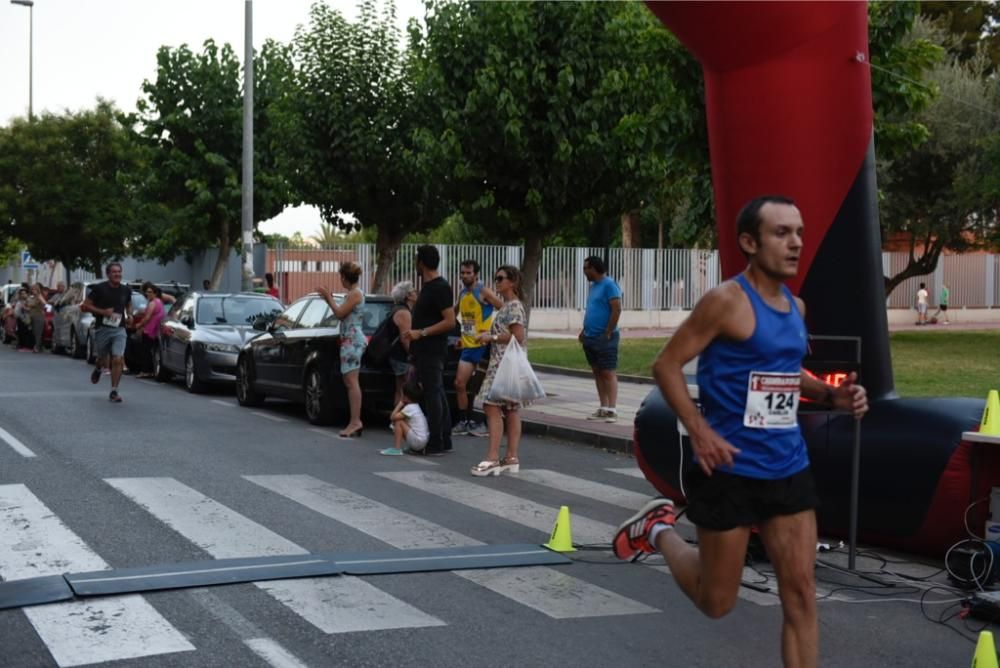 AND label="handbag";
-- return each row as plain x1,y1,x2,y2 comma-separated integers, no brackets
486,337,546,404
